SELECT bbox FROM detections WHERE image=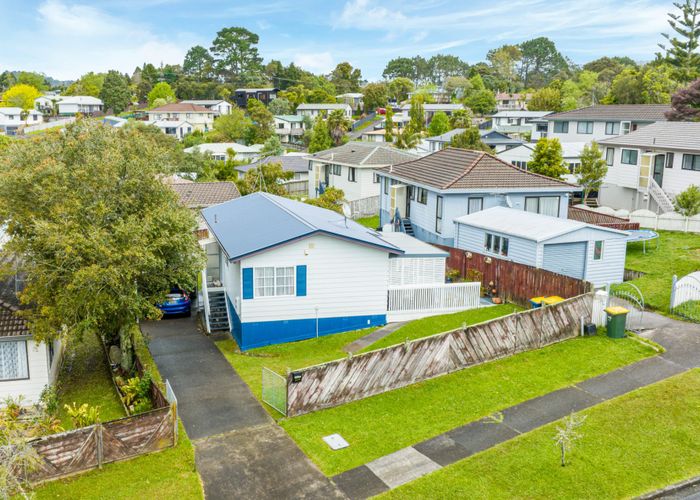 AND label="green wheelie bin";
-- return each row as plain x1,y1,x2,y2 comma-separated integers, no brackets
605,306,628,339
